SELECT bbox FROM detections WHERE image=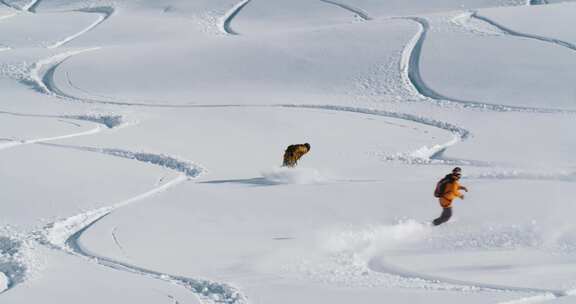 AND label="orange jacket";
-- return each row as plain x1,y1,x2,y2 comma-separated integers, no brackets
439,181,463,208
